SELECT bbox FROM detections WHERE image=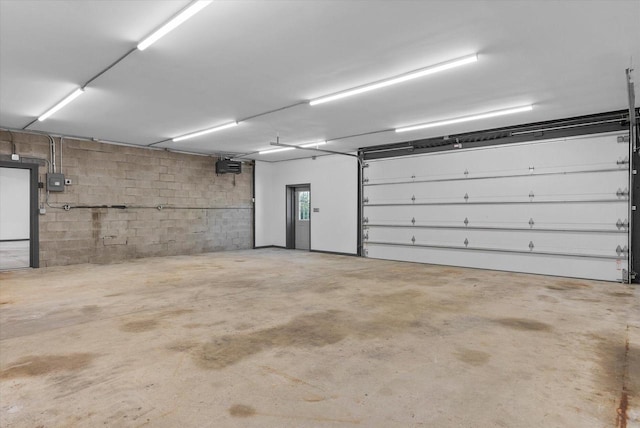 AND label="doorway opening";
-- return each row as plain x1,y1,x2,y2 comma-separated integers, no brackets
0,161,39,269
286,184,310,250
